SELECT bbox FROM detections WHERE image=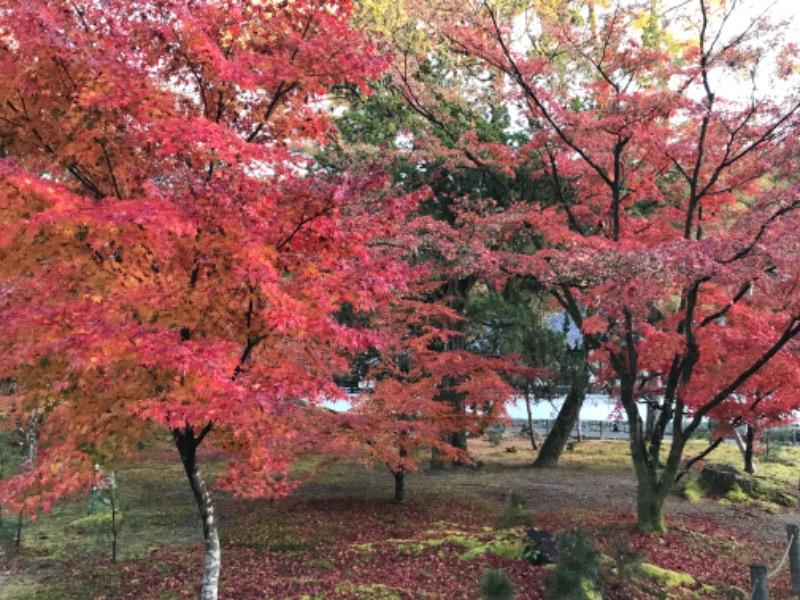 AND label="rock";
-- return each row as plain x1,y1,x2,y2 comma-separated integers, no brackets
525,529,558,565
699,464,741,495
698,463,797,507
